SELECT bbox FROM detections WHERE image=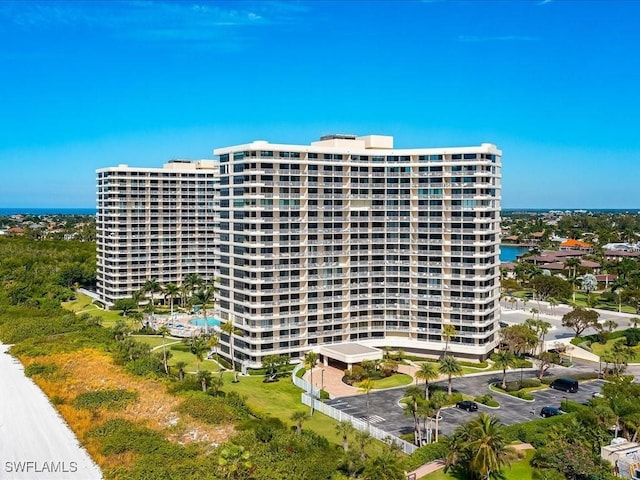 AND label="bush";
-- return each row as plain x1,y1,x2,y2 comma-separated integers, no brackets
475,394,499,407
177,391,251,425
520,378,541,388
405,441,449,470
541,372,599,385
73,389,138,411
503,414,574,447
24,362,58,377
625,328,640,347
